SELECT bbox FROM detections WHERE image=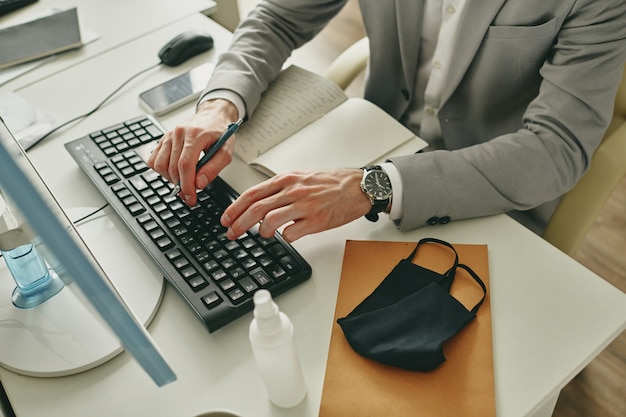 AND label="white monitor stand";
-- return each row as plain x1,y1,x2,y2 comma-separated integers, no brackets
0,115,174,386
0,208,165,377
